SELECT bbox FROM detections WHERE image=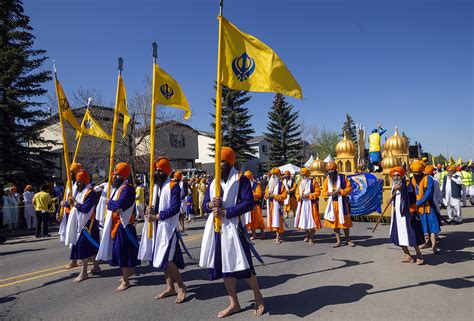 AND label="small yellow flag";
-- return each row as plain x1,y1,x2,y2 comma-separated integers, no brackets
76,109,112,141
116,75,130,137
153,64,191,120
456,157,462,165
220,16,302,99
55,79,82,131
449,156,455,165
